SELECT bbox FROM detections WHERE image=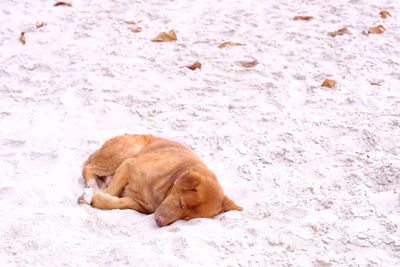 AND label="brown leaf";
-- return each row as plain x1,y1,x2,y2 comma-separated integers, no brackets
239,59,259,68
370,81,382,86
130,27,142,33
321,79,336,88
19,32,26,45
181,61,202,70
369,25,386,34
54,1,72,7
125,20,142,25
293,16,313,21
363,25,385,35
379,10,391,18
151,30,177,42
218,42,245,48
36,21,46,29
328,27,350,37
